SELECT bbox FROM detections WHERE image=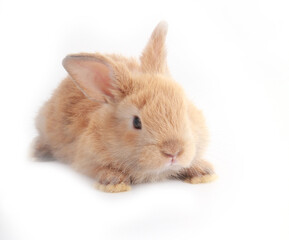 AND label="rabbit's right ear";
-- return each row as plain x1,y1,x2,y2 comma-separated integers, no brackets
62,54,132,102
140,21,169,74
